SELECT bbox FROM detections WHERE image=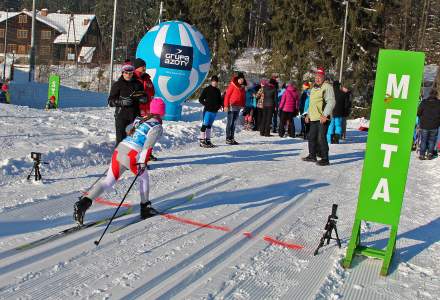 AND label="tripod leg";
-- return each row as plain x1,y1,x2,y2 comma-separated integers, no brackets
333,226,342,248
36,166,41,180
326,230,332,245
27,166,35,180
314,235,326,255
